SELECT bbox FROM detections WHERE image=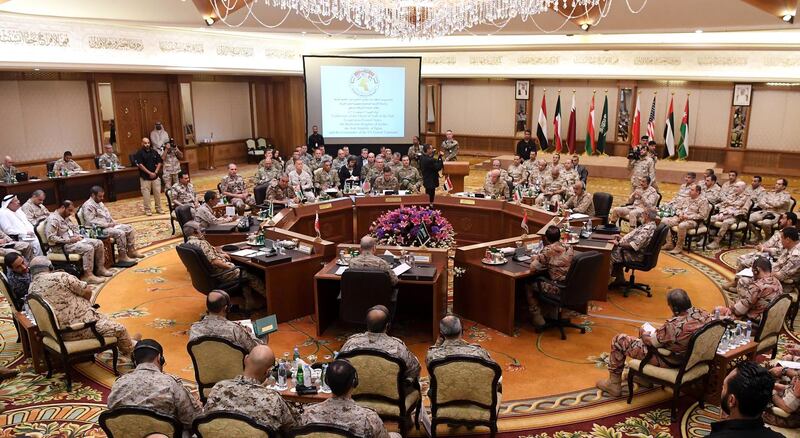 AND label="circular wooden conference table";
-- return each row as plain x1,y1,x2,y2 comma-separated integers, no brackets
203,194,613,339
